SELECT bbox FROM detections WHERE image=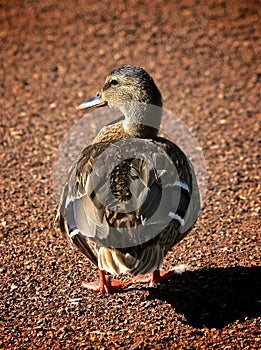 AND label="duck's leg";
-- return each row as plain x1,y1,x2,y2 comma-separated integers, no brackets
82,269,130,293
134,266,187,286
